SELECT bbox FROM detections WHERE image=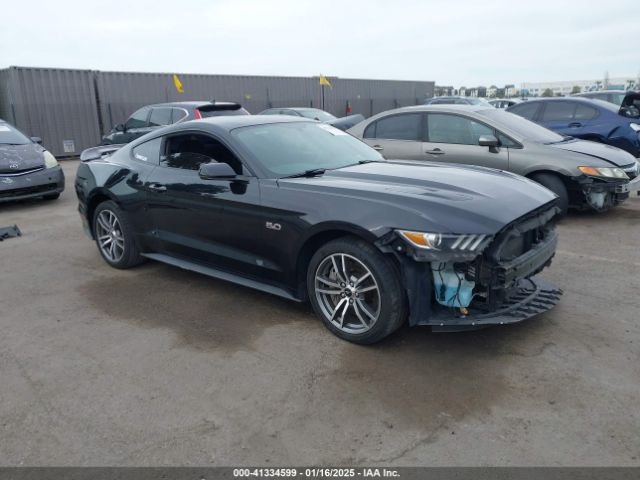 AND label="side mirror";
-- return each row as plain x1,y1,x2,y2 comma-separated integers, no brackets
478,135,499,148
30,136,42,144
199,161,237,180
114,123,125,132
